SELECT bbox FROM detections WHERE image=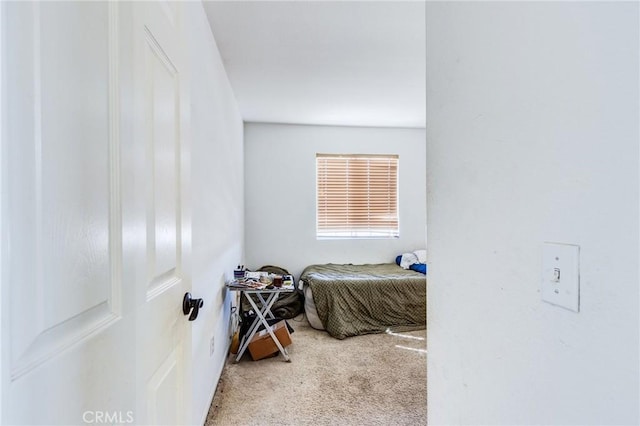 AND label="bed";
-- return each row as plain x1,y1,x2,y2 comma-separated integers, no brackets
299,263,426,339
